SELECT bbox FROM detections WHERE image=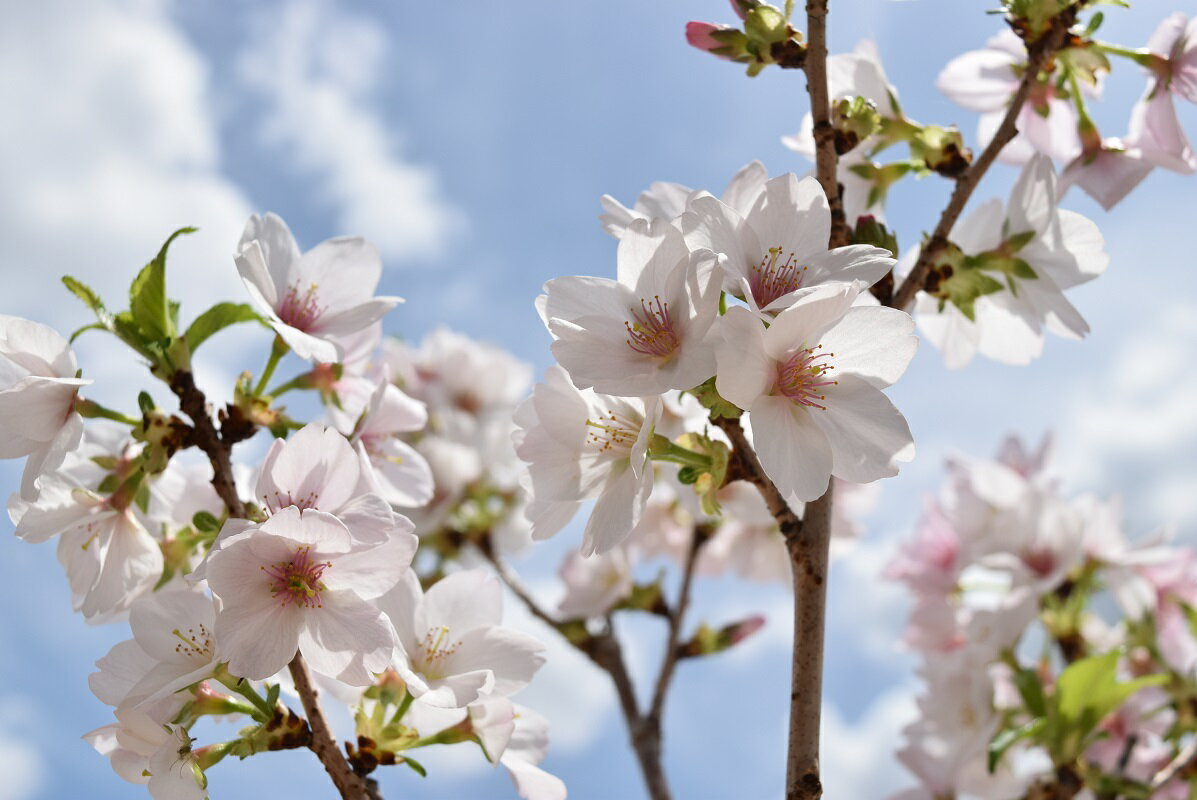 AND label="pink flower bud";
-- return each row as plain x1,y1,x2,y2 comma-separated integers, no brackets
686,21,733,57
